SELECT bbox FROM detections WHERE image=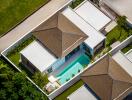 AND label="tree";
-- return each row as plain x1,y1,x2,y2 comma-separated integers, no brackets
32,72,49,88
0,64,7,78
0,59,49,100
